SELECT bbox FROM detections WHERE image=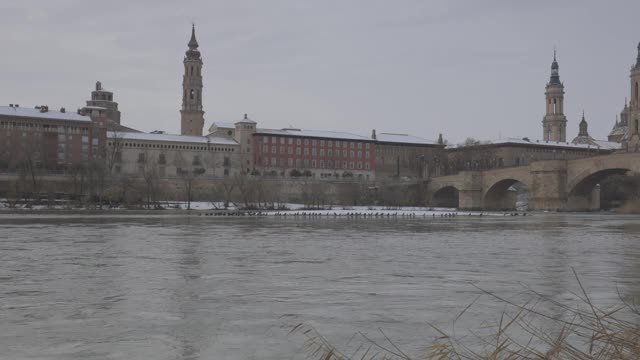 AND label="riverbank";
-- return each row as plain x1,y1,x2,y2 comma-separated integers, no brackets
0,202,531,218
